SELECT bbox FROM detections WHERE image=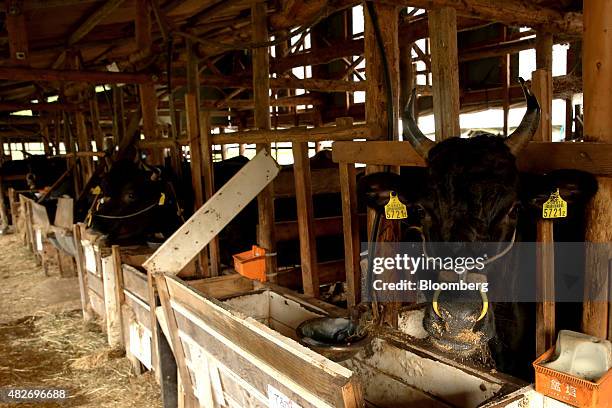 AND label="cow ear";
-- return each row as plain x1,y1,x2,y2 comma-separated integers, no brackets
523,169,598,211
358,172,410,212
